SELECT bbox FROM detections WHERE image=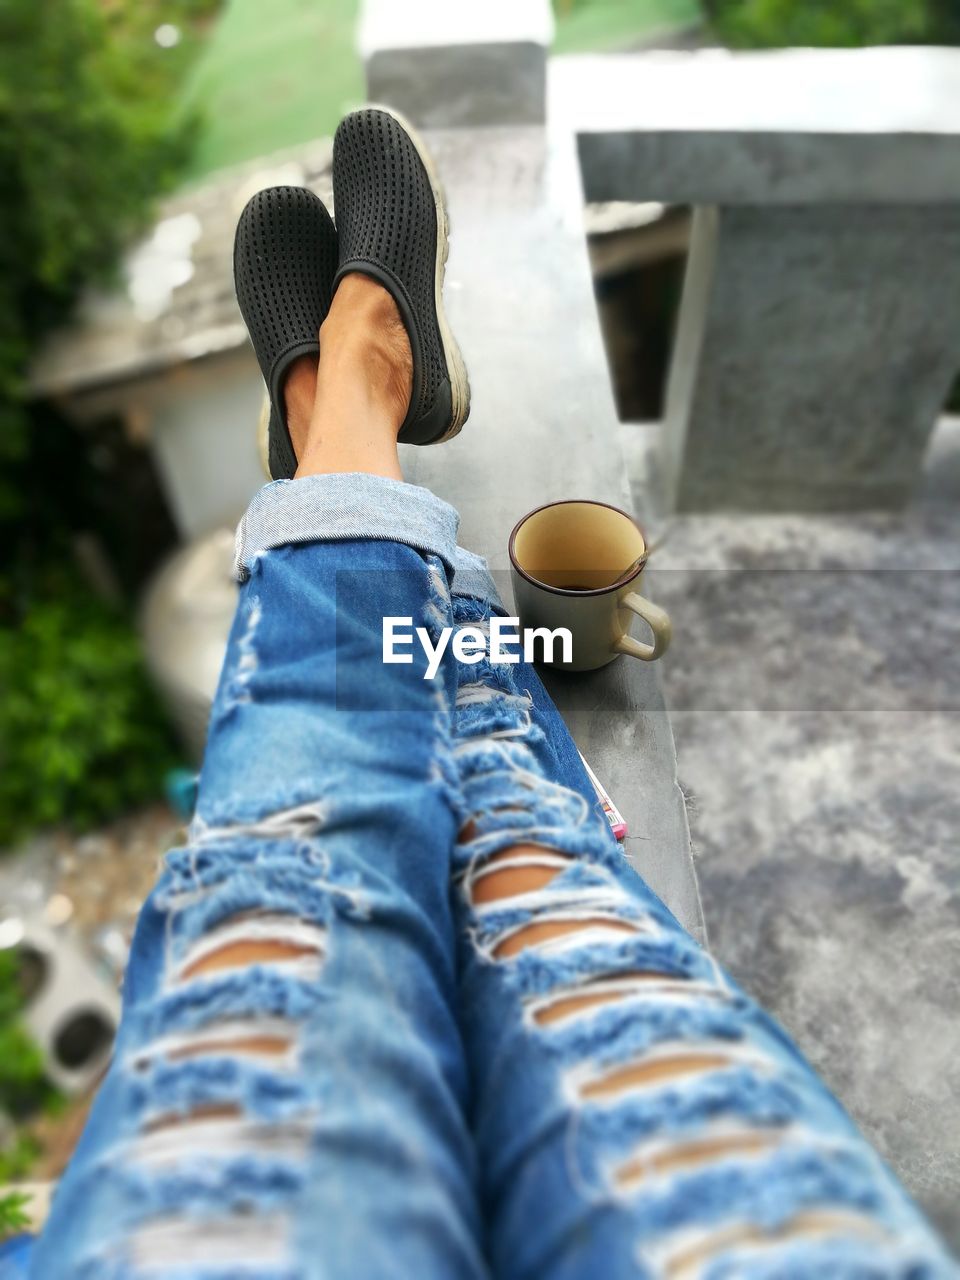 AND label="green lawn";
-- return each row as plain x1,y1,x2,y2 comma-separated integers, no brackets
180,0,363,179
182,0,699,179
